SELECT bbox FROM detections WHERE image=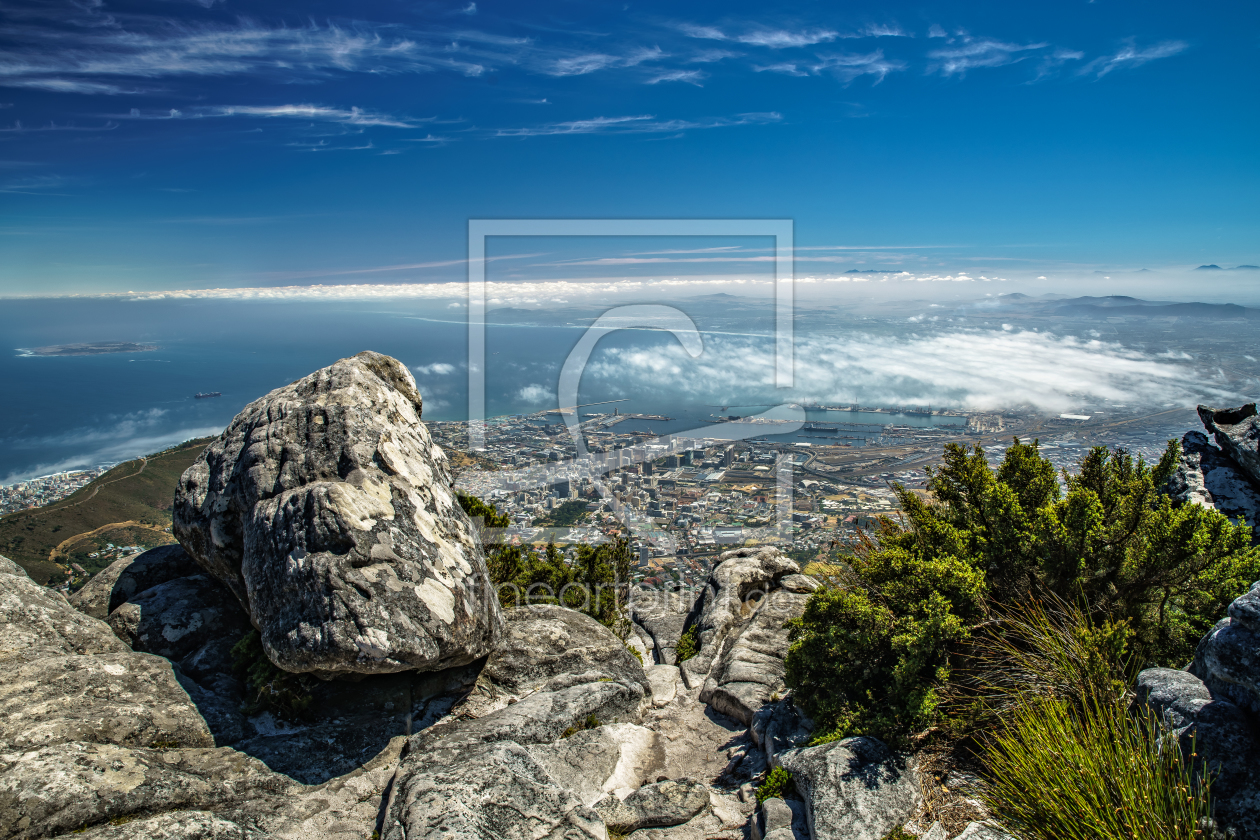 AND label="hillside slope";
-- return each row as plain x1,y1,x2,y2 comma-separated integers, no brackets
0,437,213,585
